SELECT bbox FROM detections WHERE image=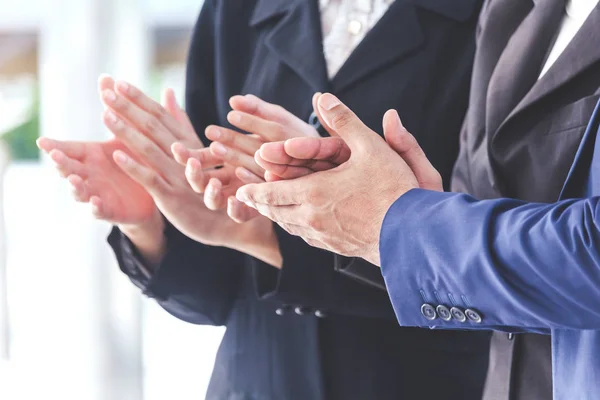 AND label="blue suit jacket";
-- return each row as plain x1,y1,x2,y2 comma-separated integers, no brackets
381,98,600,400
